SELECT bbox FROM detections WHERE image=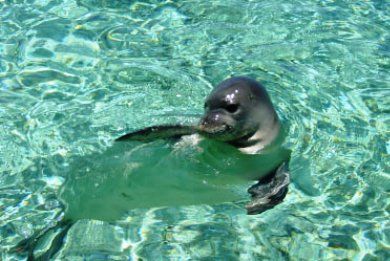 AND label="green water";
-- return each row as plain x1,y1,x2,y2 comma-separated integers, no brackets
1,0,389,260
